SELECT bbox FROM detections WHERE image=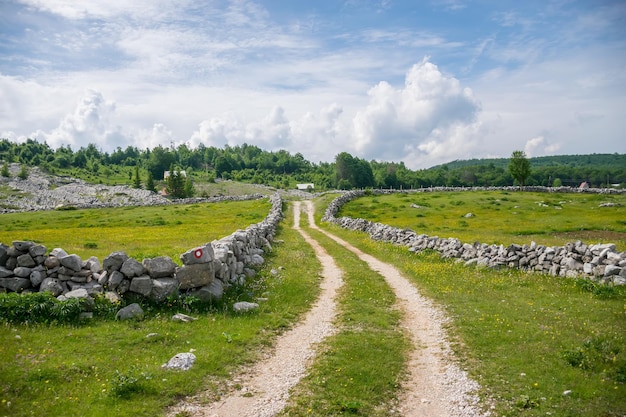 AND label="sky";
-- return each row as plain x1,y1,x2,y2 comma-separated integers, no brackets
1,0,625,169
